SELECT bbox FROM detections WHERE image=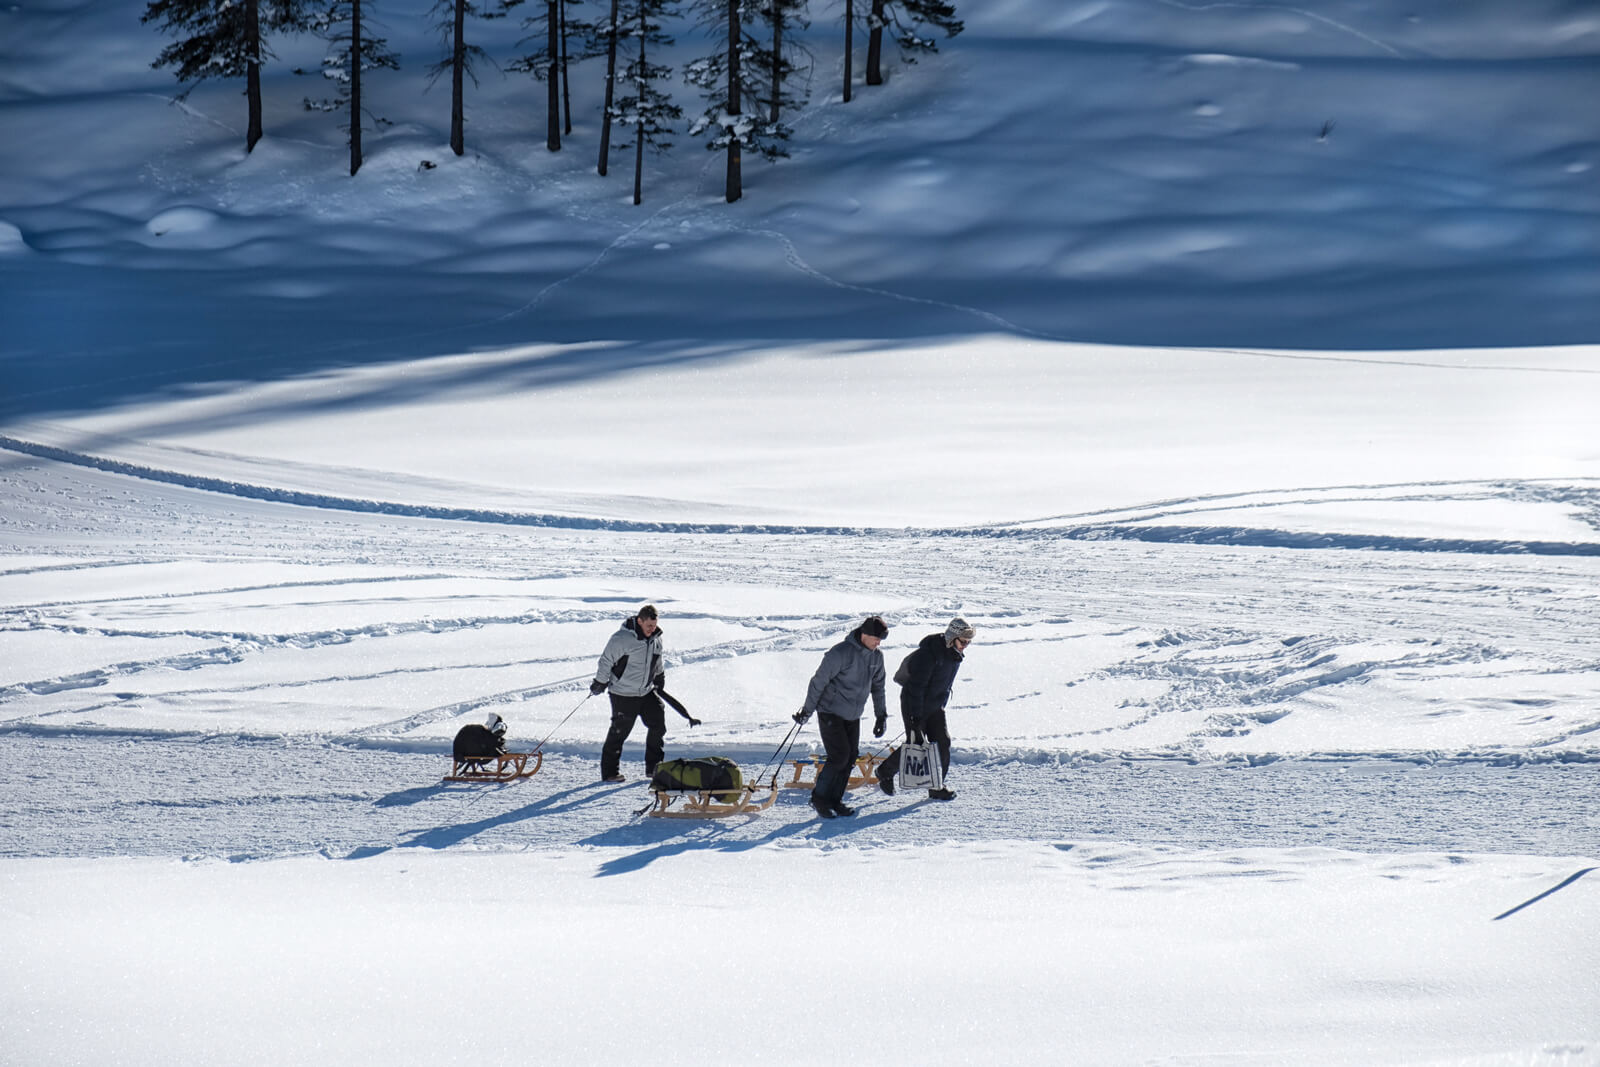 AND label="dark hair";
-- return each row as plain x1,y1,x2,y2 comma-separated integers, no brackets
860,616,888,638
637,604,658,620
